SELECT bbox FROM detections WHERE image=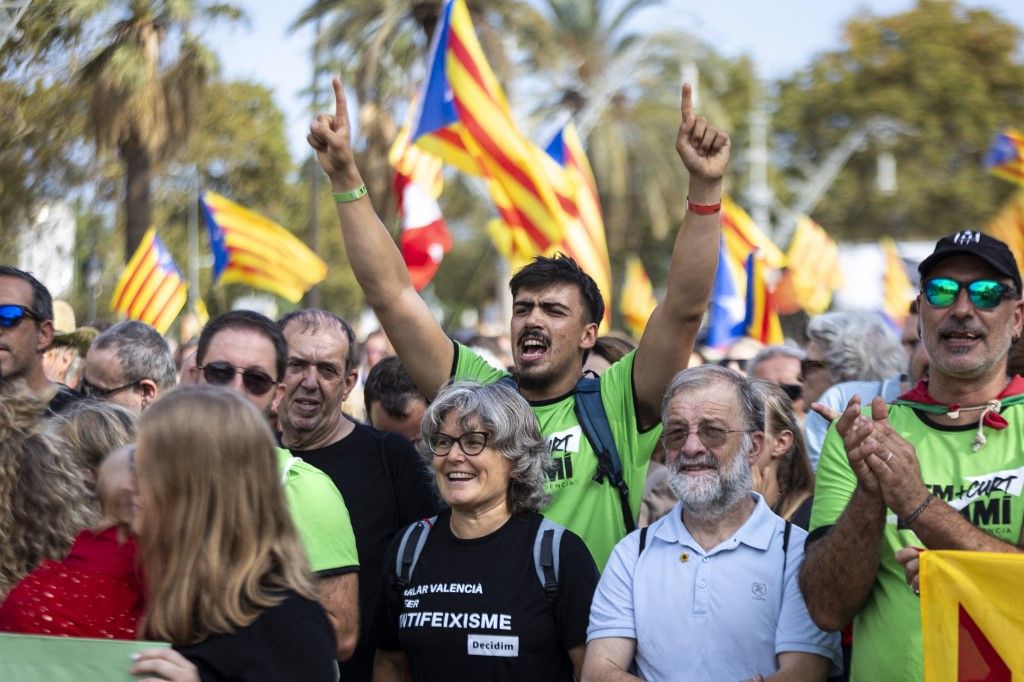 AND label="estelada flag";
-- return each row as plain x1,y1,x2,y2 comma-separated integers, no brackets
984,128,1024,188
199,192,327,303
920,550,1024,681
110,227,187,334
619,253,657,341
